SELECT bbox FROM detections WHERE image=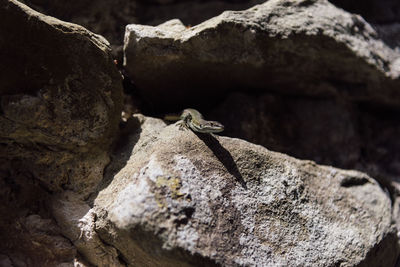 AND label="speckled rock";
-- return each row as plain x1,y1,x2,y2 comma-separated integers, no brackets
208,92,400,246
94,114,398,266
124,0,400,110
